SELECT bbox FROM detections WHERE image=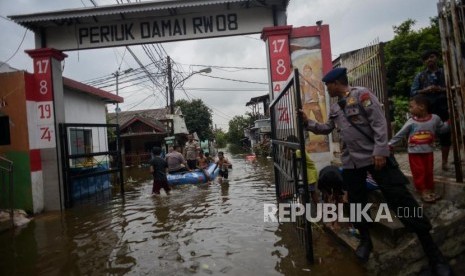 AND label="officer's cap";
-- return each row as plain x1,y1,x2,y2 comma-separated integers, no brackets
322,67,347,83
